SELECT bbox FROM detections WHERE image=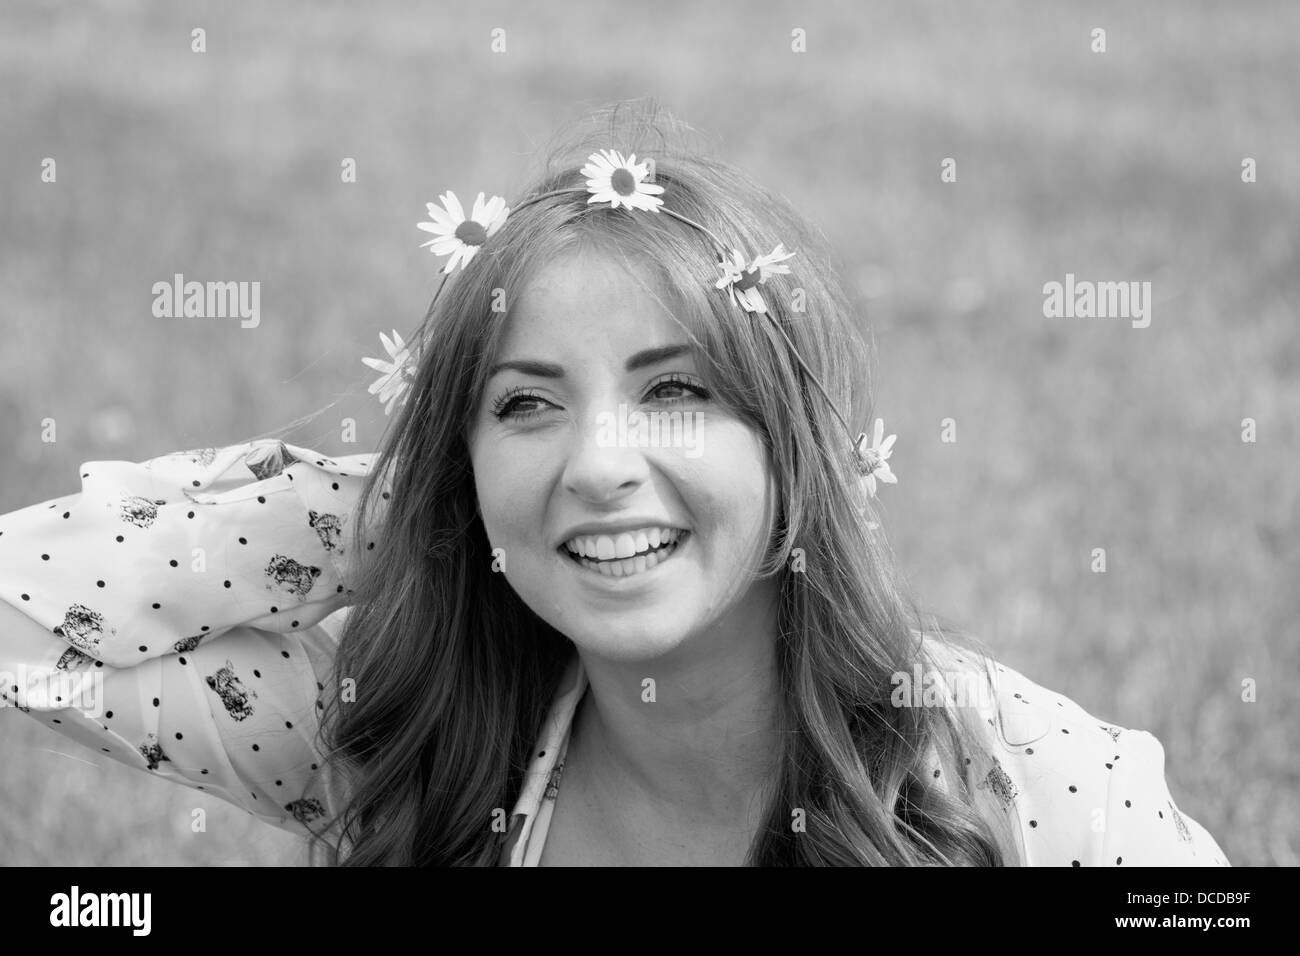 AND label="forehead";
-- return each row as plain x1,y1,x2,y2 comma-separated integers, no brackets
500,244,686,357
